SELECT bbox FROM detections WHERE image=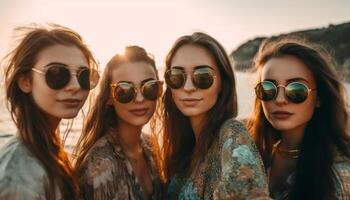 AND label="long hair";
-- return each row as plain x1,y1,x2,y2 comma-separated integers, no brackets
246,37,350,199
161,32,237,183
74,46,163,176
4,24,98,199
